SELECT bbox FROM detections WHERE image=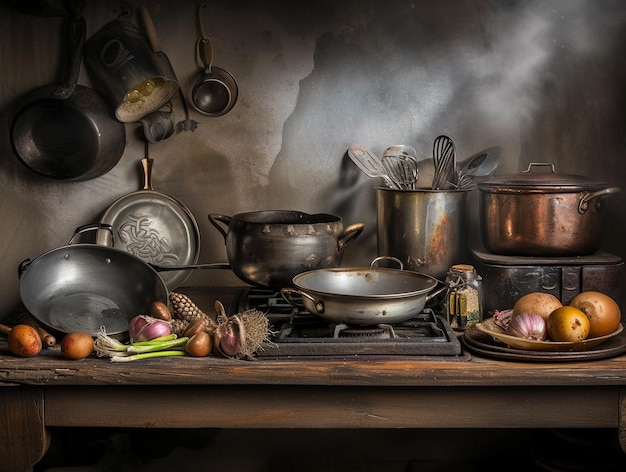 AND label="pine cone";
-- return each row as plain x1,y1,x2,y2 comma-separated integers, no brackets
170,319,189,338
169,292,217,329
